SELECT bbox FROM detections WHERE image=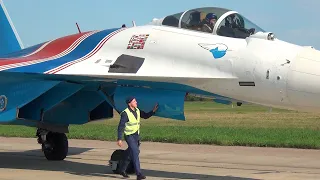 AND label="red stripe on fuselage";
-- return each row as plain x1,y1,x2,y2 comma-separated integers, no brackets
0,31,92,66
